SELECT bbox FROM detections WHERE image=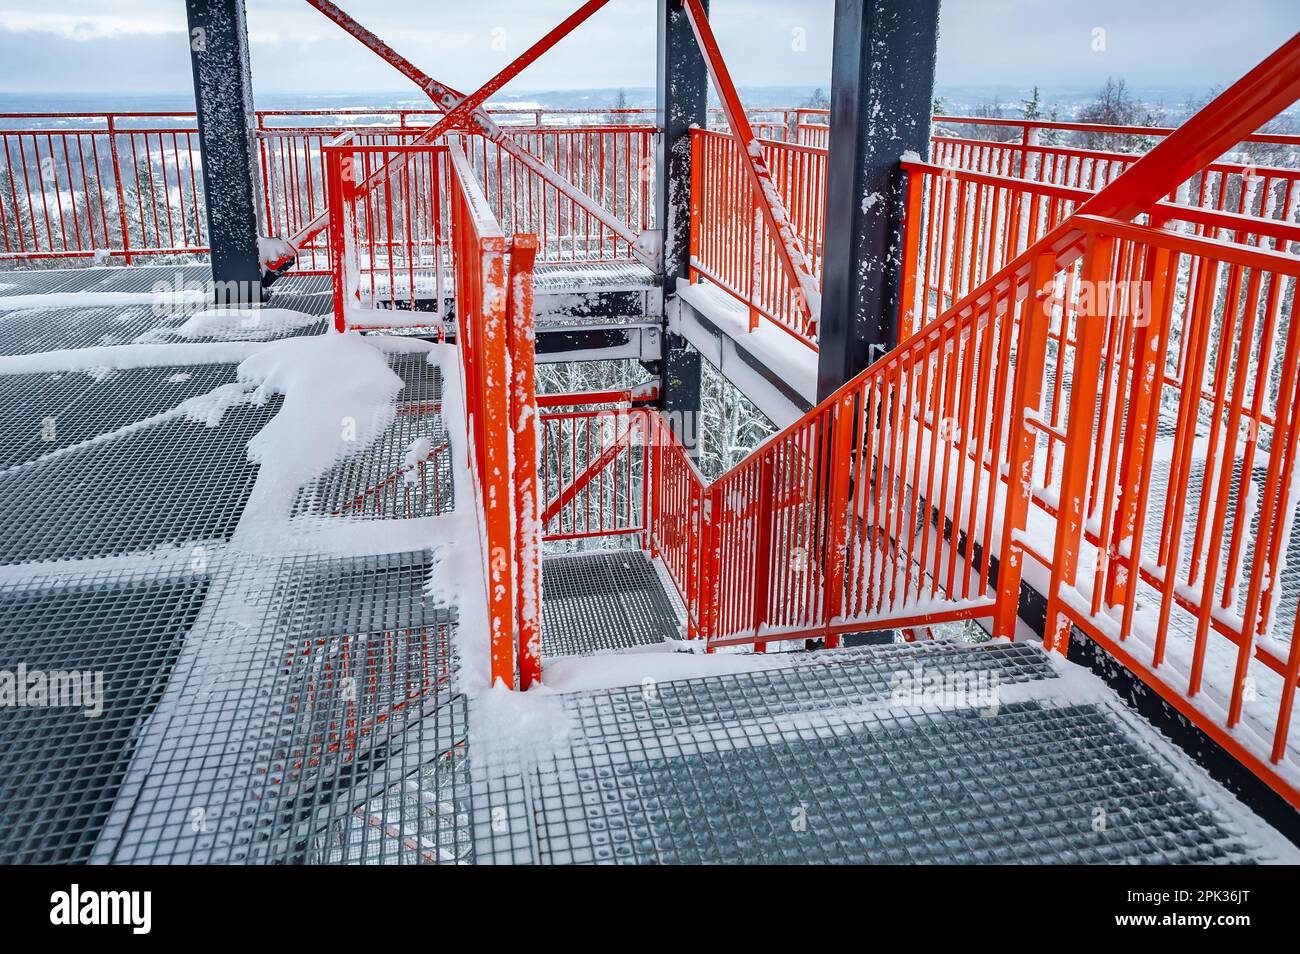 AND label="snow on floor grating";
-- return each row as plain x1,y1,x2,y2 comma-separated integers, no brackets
0,400,278,565
474,641,1289,864
92,550,467,864
0,364,239,469
541,550,683,656
0,285,475,864
296,367,452,520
